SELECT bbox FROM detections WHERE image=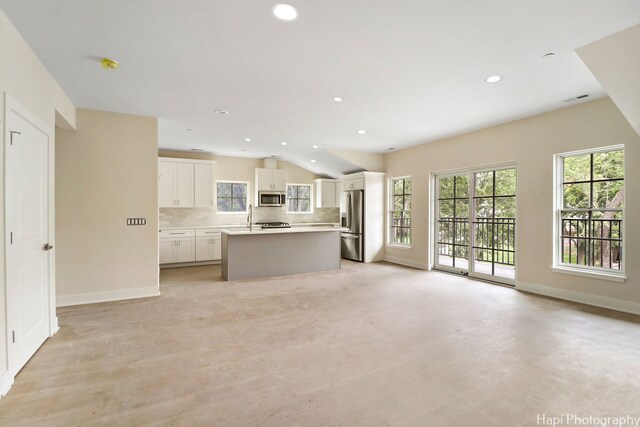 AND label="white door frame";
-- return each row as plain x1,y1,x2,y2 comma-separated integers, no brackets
3,94,58,381
431,161,518,286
